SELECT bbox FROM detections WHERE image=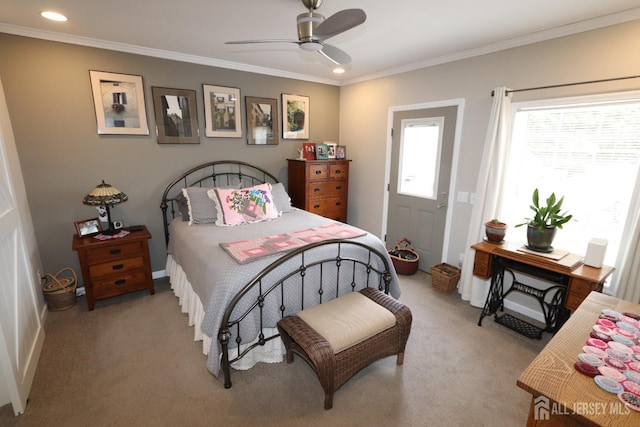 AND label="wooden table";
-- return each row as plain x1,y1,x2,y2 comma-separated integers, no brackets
473,241,615,337
517,292,640,426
